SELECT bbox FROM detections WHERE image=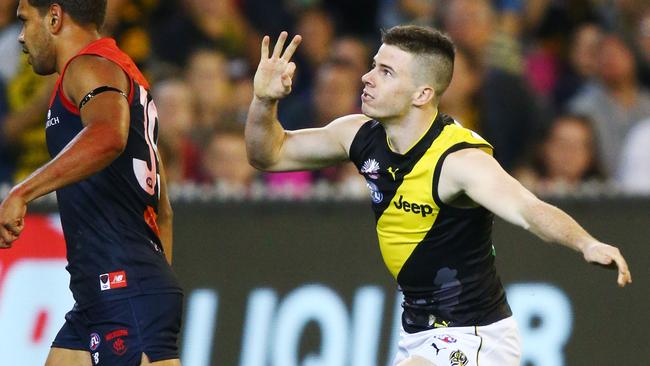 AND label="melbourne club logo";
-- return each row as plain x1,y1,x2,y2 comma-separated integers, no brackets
360,158,380,179
106,329,129,356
